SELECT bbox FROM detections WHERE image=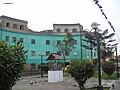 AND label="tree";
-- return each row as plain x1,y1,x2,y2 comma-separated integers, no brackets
102,61,115,77
105,46,114,59
0,41,27,90
55,32,76,70
100,29,115,61
67,59,95,90
81,29,114,61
